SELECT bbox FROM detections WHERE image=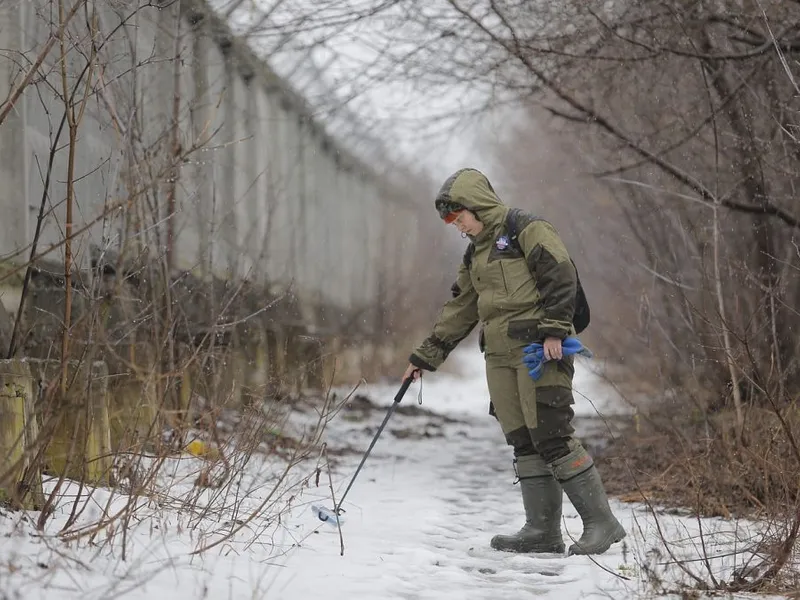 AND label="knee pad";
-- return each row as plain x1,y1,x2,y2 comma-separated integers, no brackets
505,426,536,457
514,445,537,458
534,436,572,464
